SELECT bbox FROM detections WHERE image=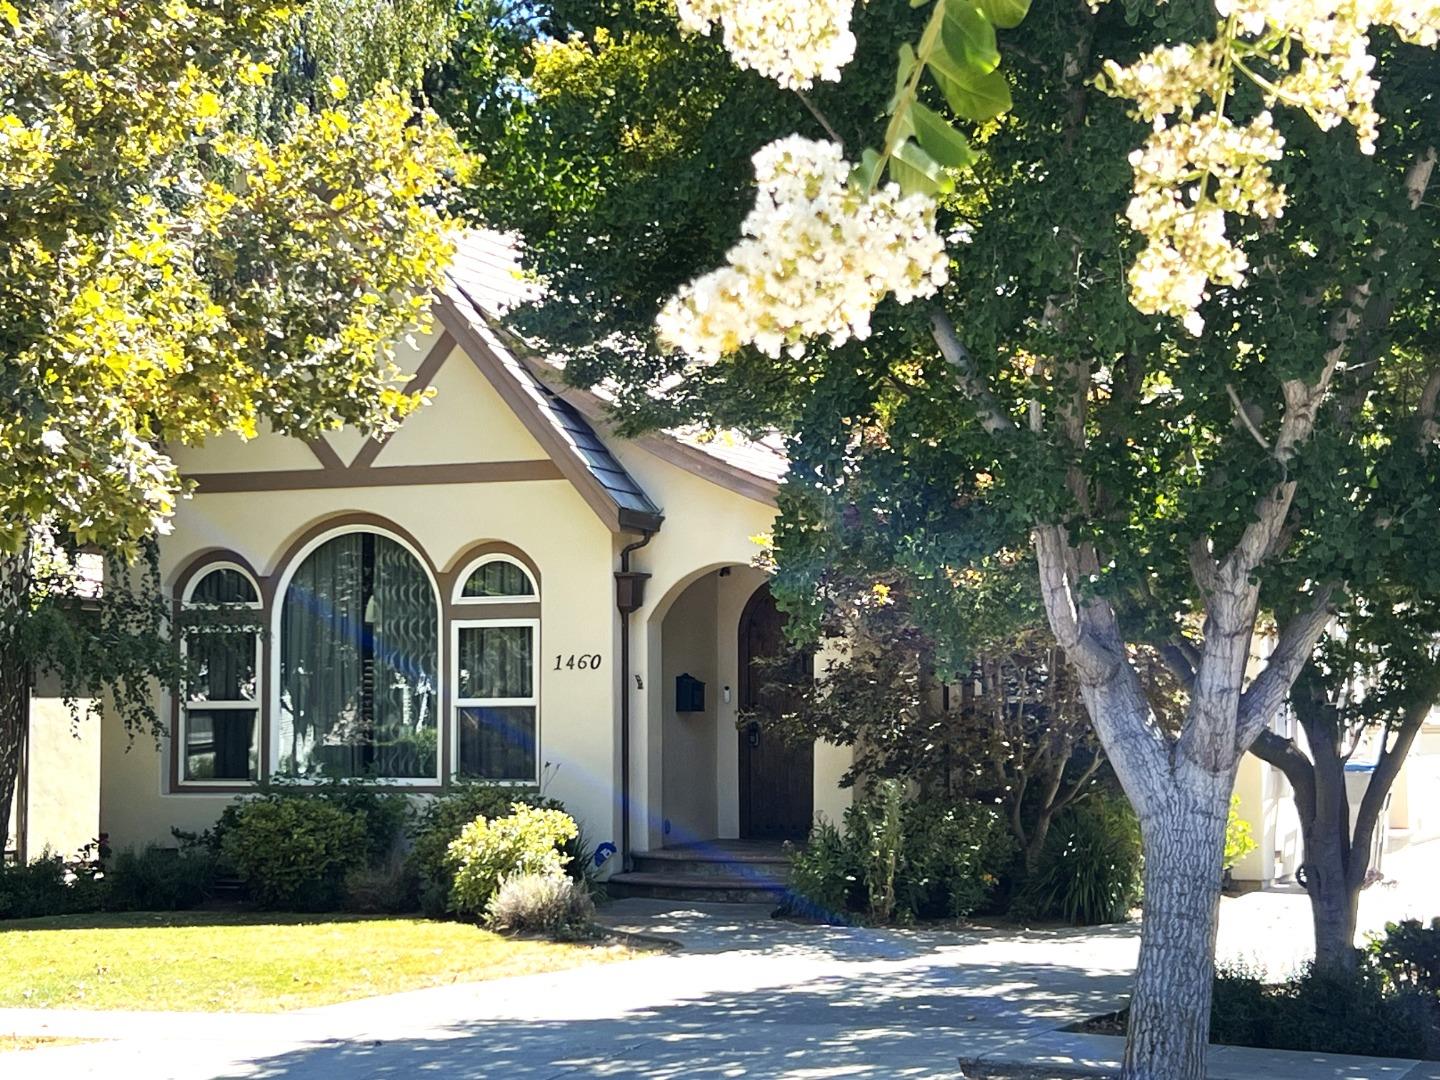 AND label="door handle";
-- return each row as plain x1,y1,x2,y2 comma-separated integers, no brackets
746,722,761,749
